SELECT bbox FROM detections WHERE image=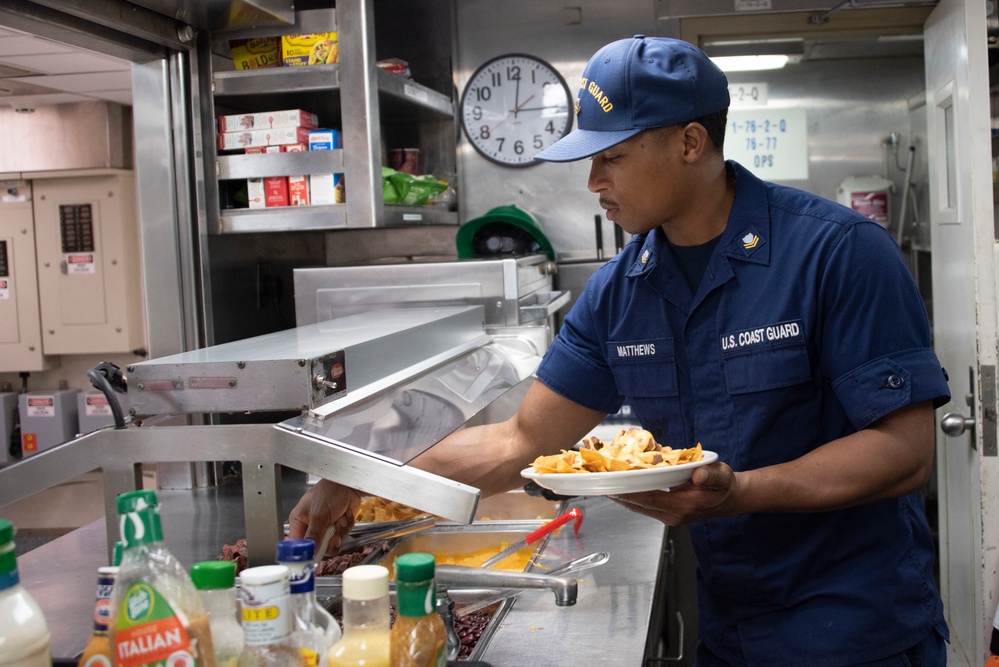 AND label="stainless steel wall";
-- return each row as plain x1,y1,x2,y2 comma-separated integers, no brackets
453,1,927,259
